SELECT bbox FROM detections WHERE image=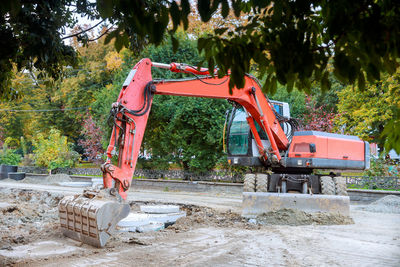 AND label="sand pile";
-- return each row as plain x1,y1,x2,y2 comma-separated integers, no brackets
255,208,354,226
359,195,400,214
